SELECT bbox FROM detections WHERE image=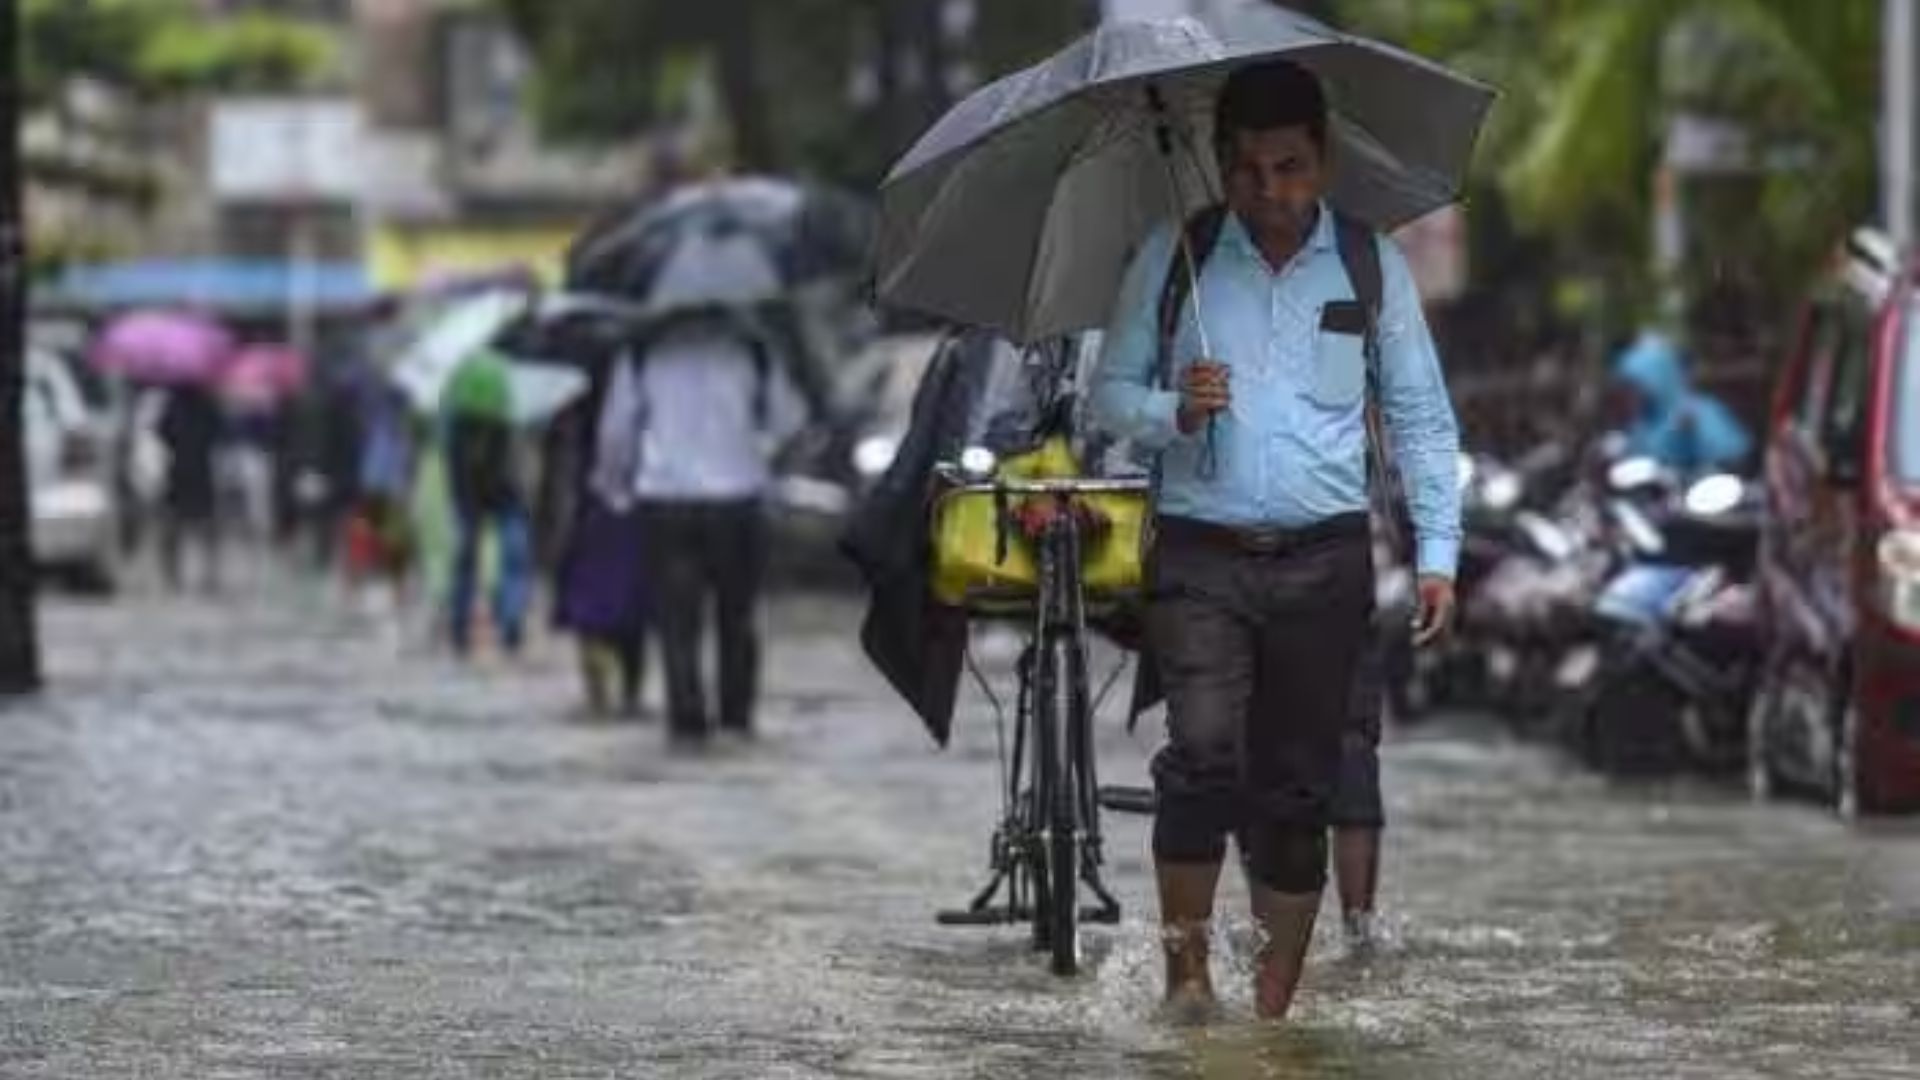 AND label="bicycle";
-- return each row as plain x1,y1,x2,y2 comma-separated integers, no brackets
932,468,1149,976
